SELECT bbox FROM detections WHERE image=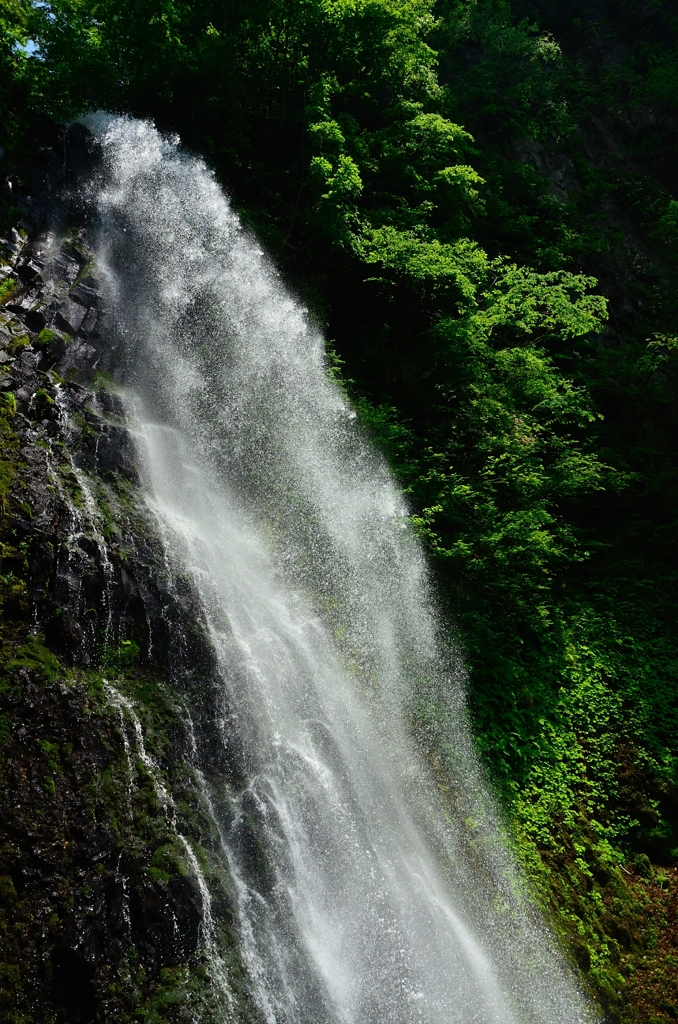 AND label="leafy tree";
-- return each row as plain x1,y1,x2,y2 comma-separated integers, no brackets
0,0,30,147
7,0,678,1015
